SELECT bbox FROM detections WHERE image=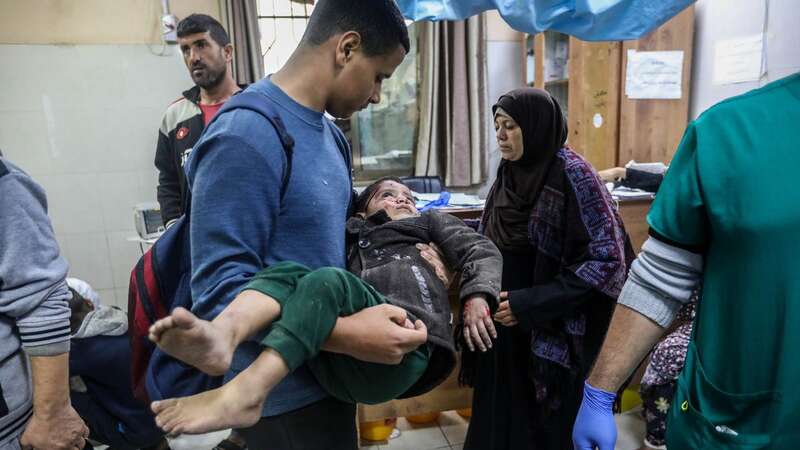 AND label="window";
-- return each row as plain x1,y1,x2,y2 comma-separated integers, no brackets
256,1,419,181
257,0,314,74
350,23,418,181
